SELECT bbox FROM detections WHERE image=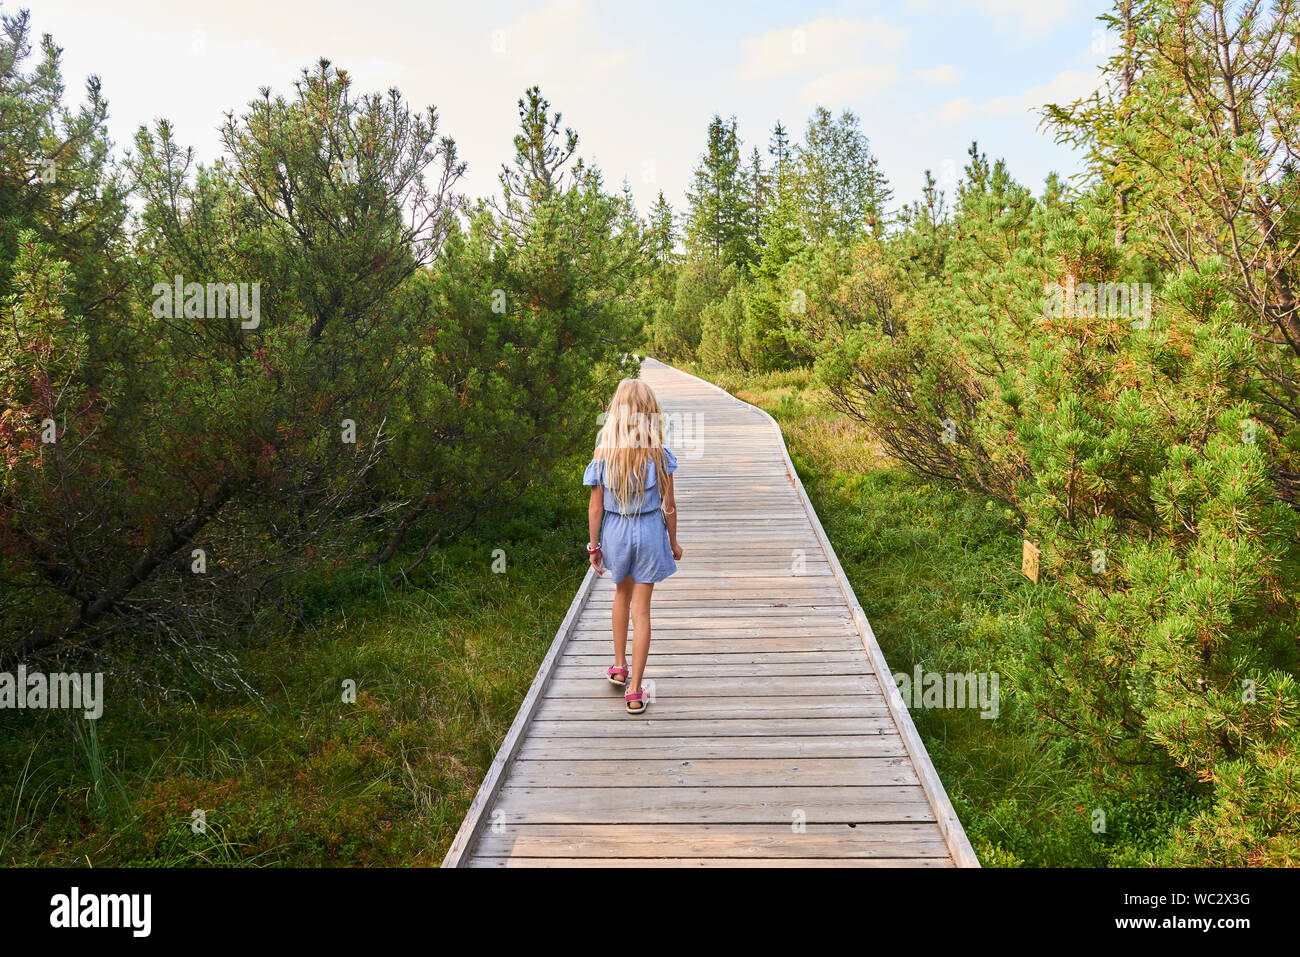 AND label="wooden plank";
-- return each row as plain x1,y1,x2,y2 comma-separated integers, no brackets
472,823,949,859
595,578,840,590
565,637,863,651
503,757,919,788
586,596,845,606
584,594,846,604
532,696,889,721
605,566,832,574
491,785,933,822
468,857,953,868
517,734,906,759
576,608,854,619
527,717,898,737
568,629,858,641
555,659,870,677
560,651,866,666
545,675,880,697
